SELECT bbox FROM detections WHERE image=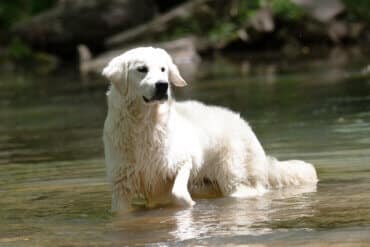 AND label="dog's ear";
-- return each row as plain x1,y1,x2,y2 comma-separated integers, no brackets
169,63,187,87
102,56,128,85
158,48,187,87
